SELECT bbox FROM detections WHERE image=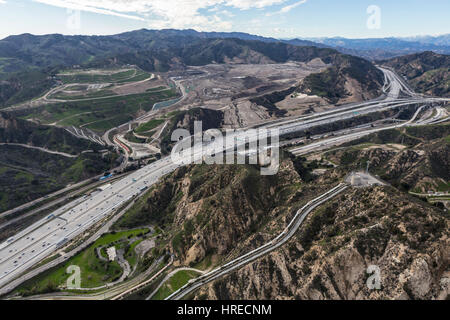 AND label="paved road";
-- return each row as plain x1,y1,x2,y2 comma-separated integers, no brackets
166,183,349,300
0,66,448,296
146,267,206,300
289,104,430,156
0,157,181,289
